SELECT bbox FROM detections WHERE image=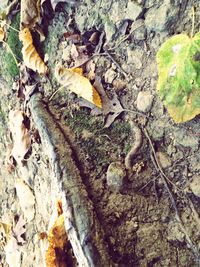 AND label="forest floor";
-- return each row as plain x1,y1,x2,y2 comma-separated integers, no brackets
1,0,200,266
